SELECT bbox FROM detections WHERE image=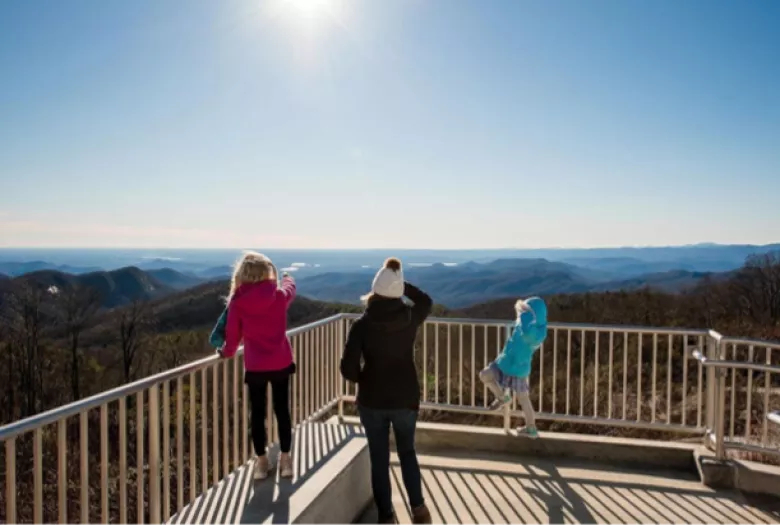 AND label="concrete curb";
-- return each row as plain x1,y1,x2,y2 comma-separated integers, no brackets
333,416,697,472
293,437,372,524
331,416,780,499
697,448,780,498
